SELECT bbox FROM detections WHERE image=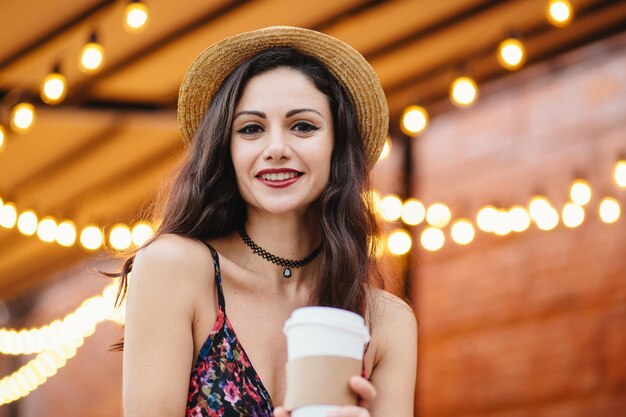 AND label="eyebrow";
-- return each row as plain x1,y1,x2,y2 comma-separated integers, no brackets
233,108,323,120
